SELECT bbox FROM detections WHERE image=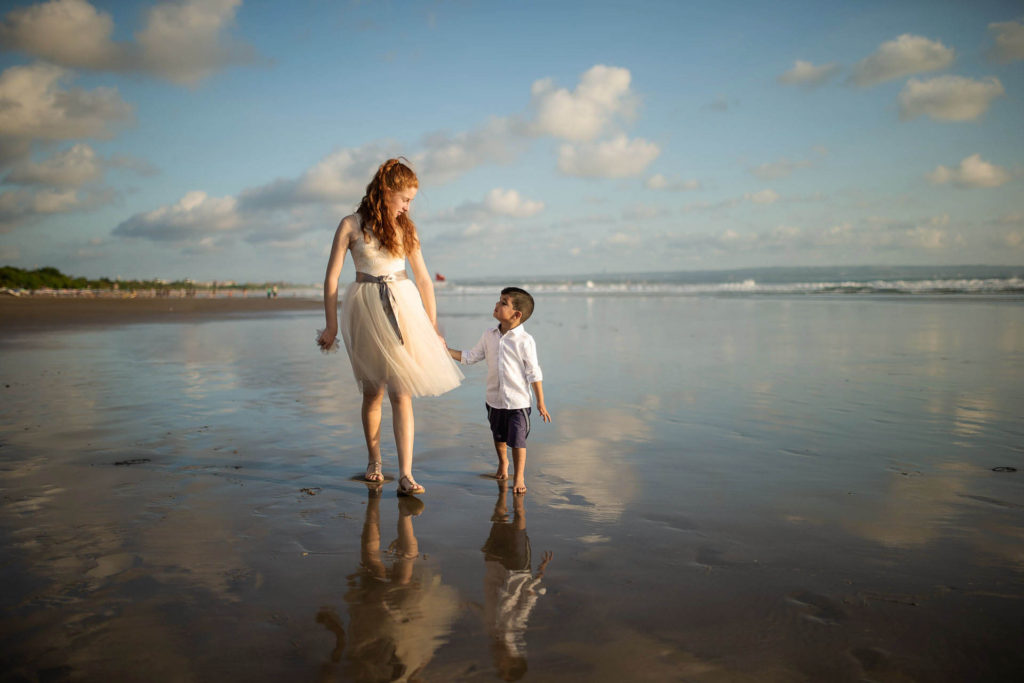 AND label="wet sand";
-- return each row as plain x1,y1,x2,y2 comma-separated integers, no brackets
1,293,1022,681
0,295,320,330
